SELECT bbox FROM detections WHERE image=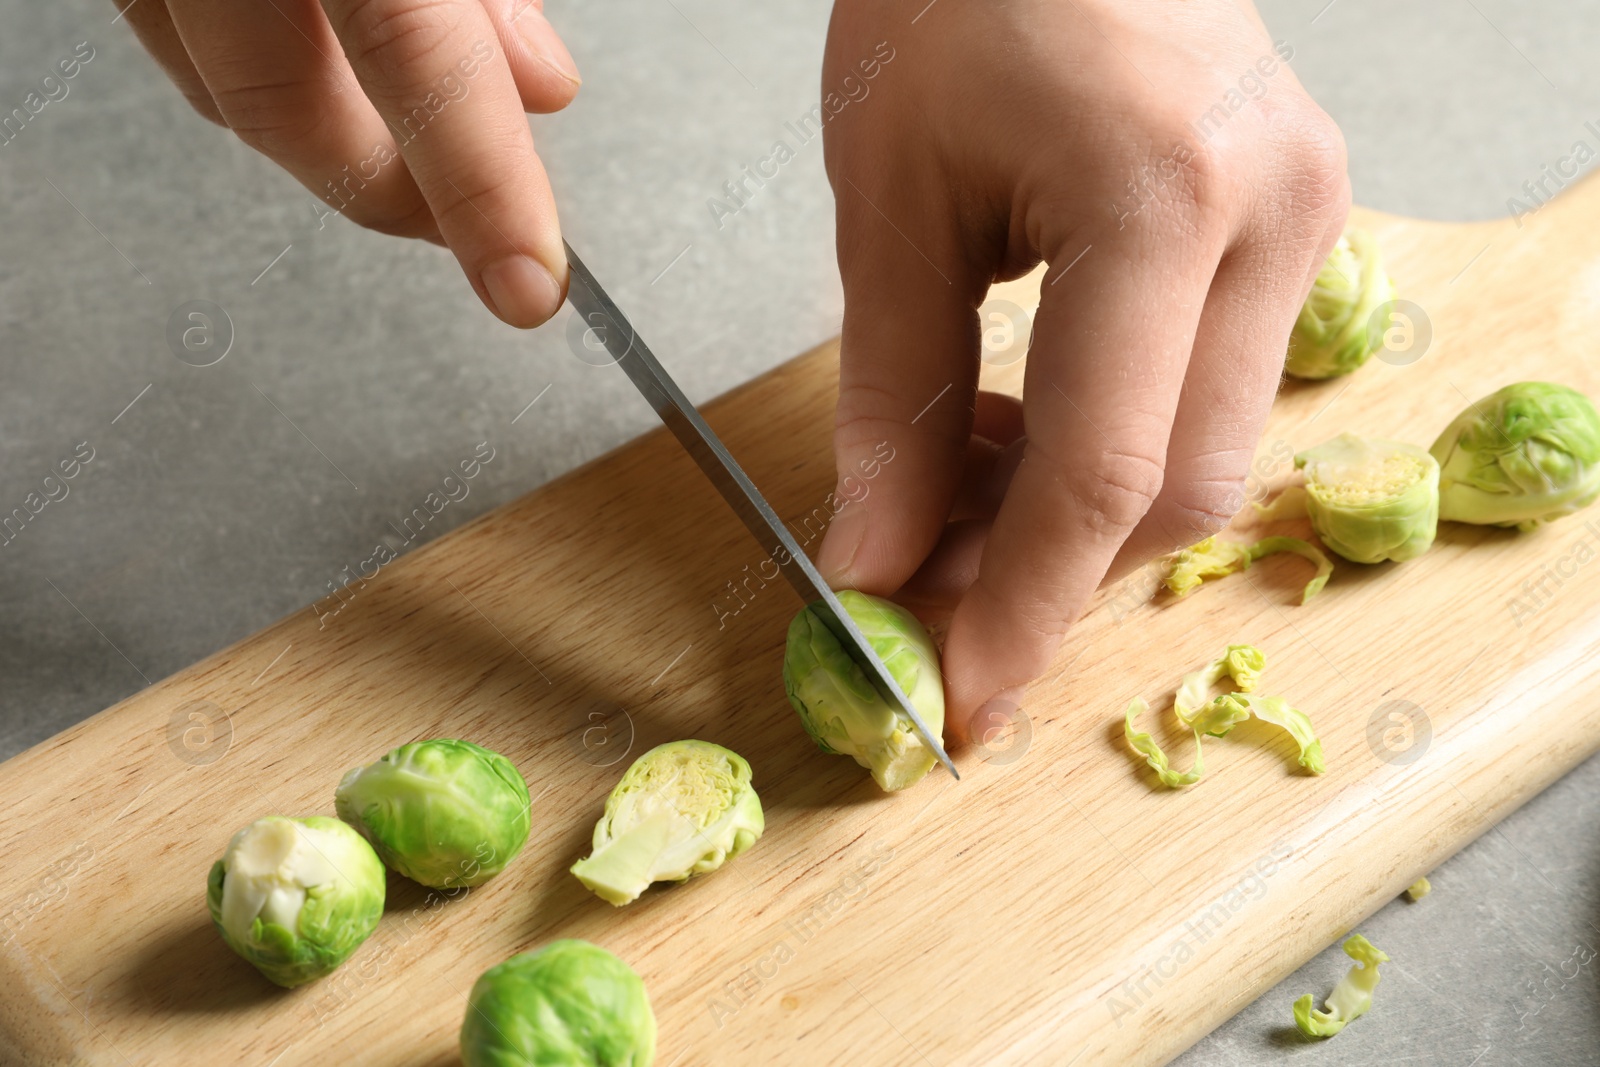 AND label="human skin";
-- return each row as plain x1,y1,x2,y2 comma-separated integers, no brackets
118,0,1348,747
